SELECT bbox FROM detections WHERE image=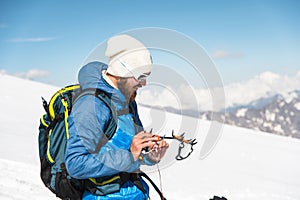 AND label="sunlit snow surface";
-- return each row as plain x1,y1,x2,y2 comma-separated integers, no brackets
0,74,299,200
